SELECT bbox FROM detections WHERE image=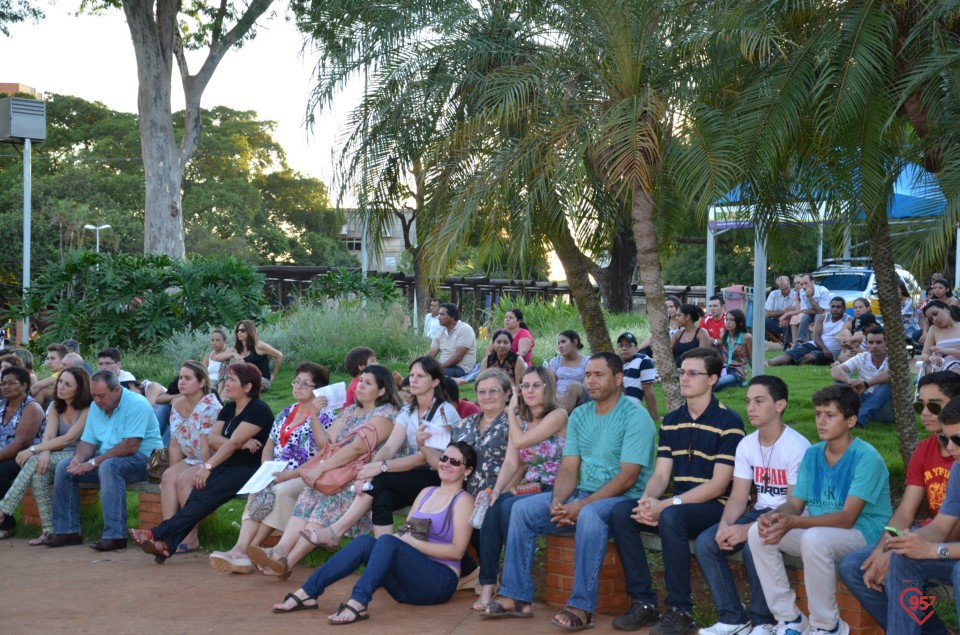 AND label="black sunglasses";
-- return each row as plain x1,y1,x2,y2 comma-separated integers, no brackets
438,455,464,467
939,434,960,447
915,401,944,415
